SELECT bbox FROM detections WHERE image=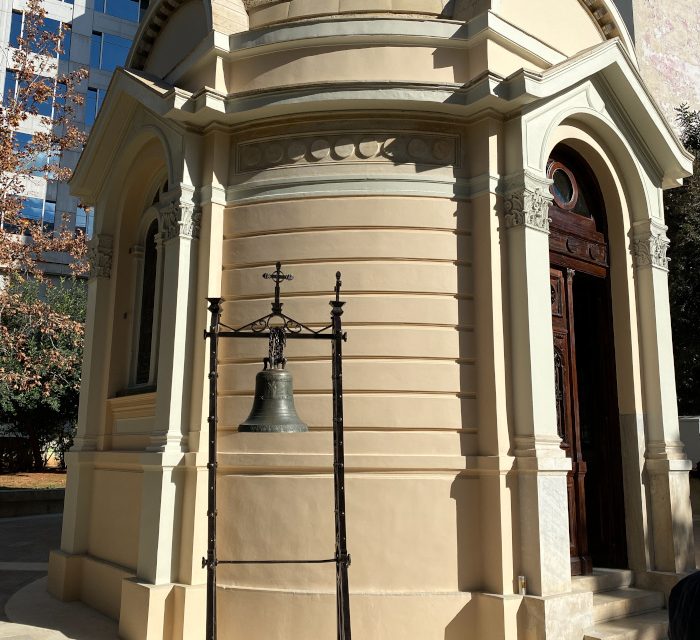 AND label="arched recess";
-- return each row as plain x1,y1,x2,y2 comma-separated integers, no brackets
537,107,659,226
96,127,174,400
541,121,652,571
